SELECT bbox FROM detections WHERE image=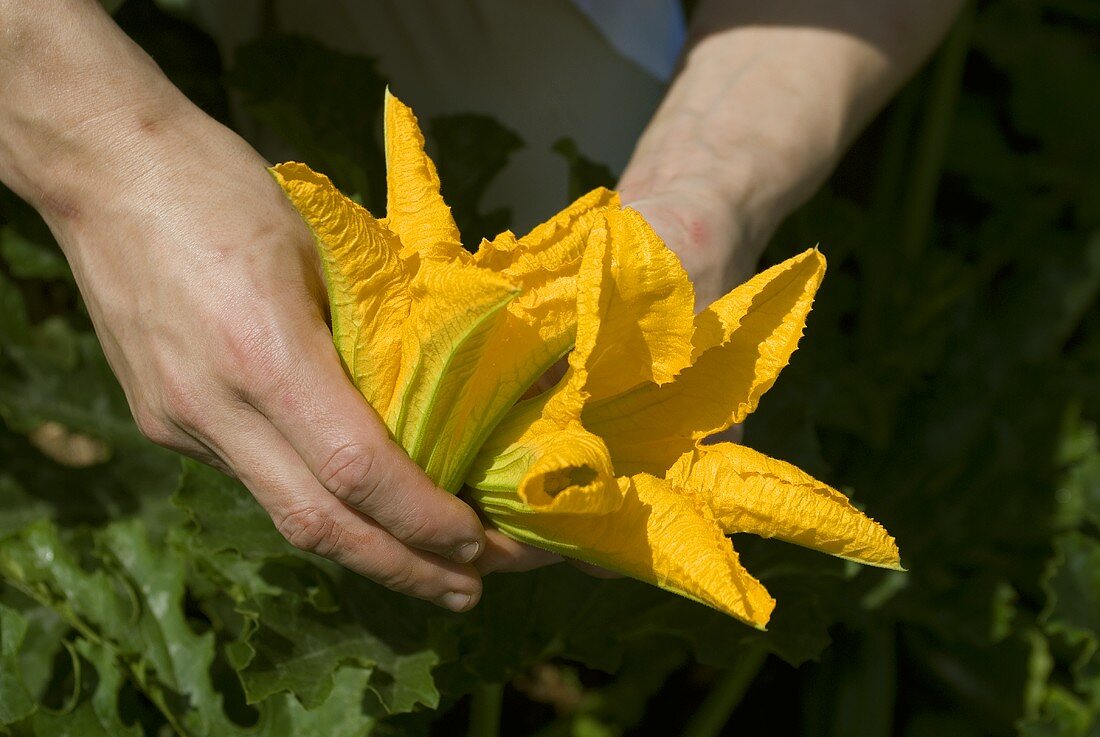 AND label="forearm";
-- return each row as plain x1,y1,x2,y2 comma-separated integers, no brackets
620,0,965,275
0,0,202,223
